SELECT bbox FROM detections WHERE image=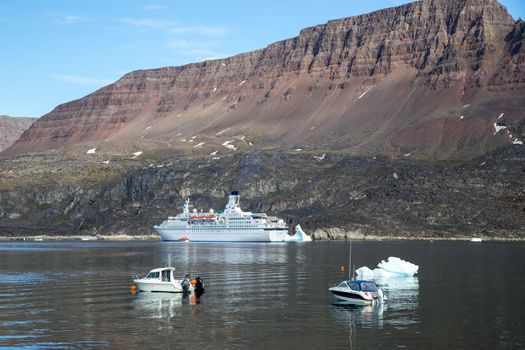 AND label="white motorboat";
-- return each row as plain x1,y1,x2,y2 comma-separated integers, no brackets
329,280,385,305
329,241,386,305
133,267,194,293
